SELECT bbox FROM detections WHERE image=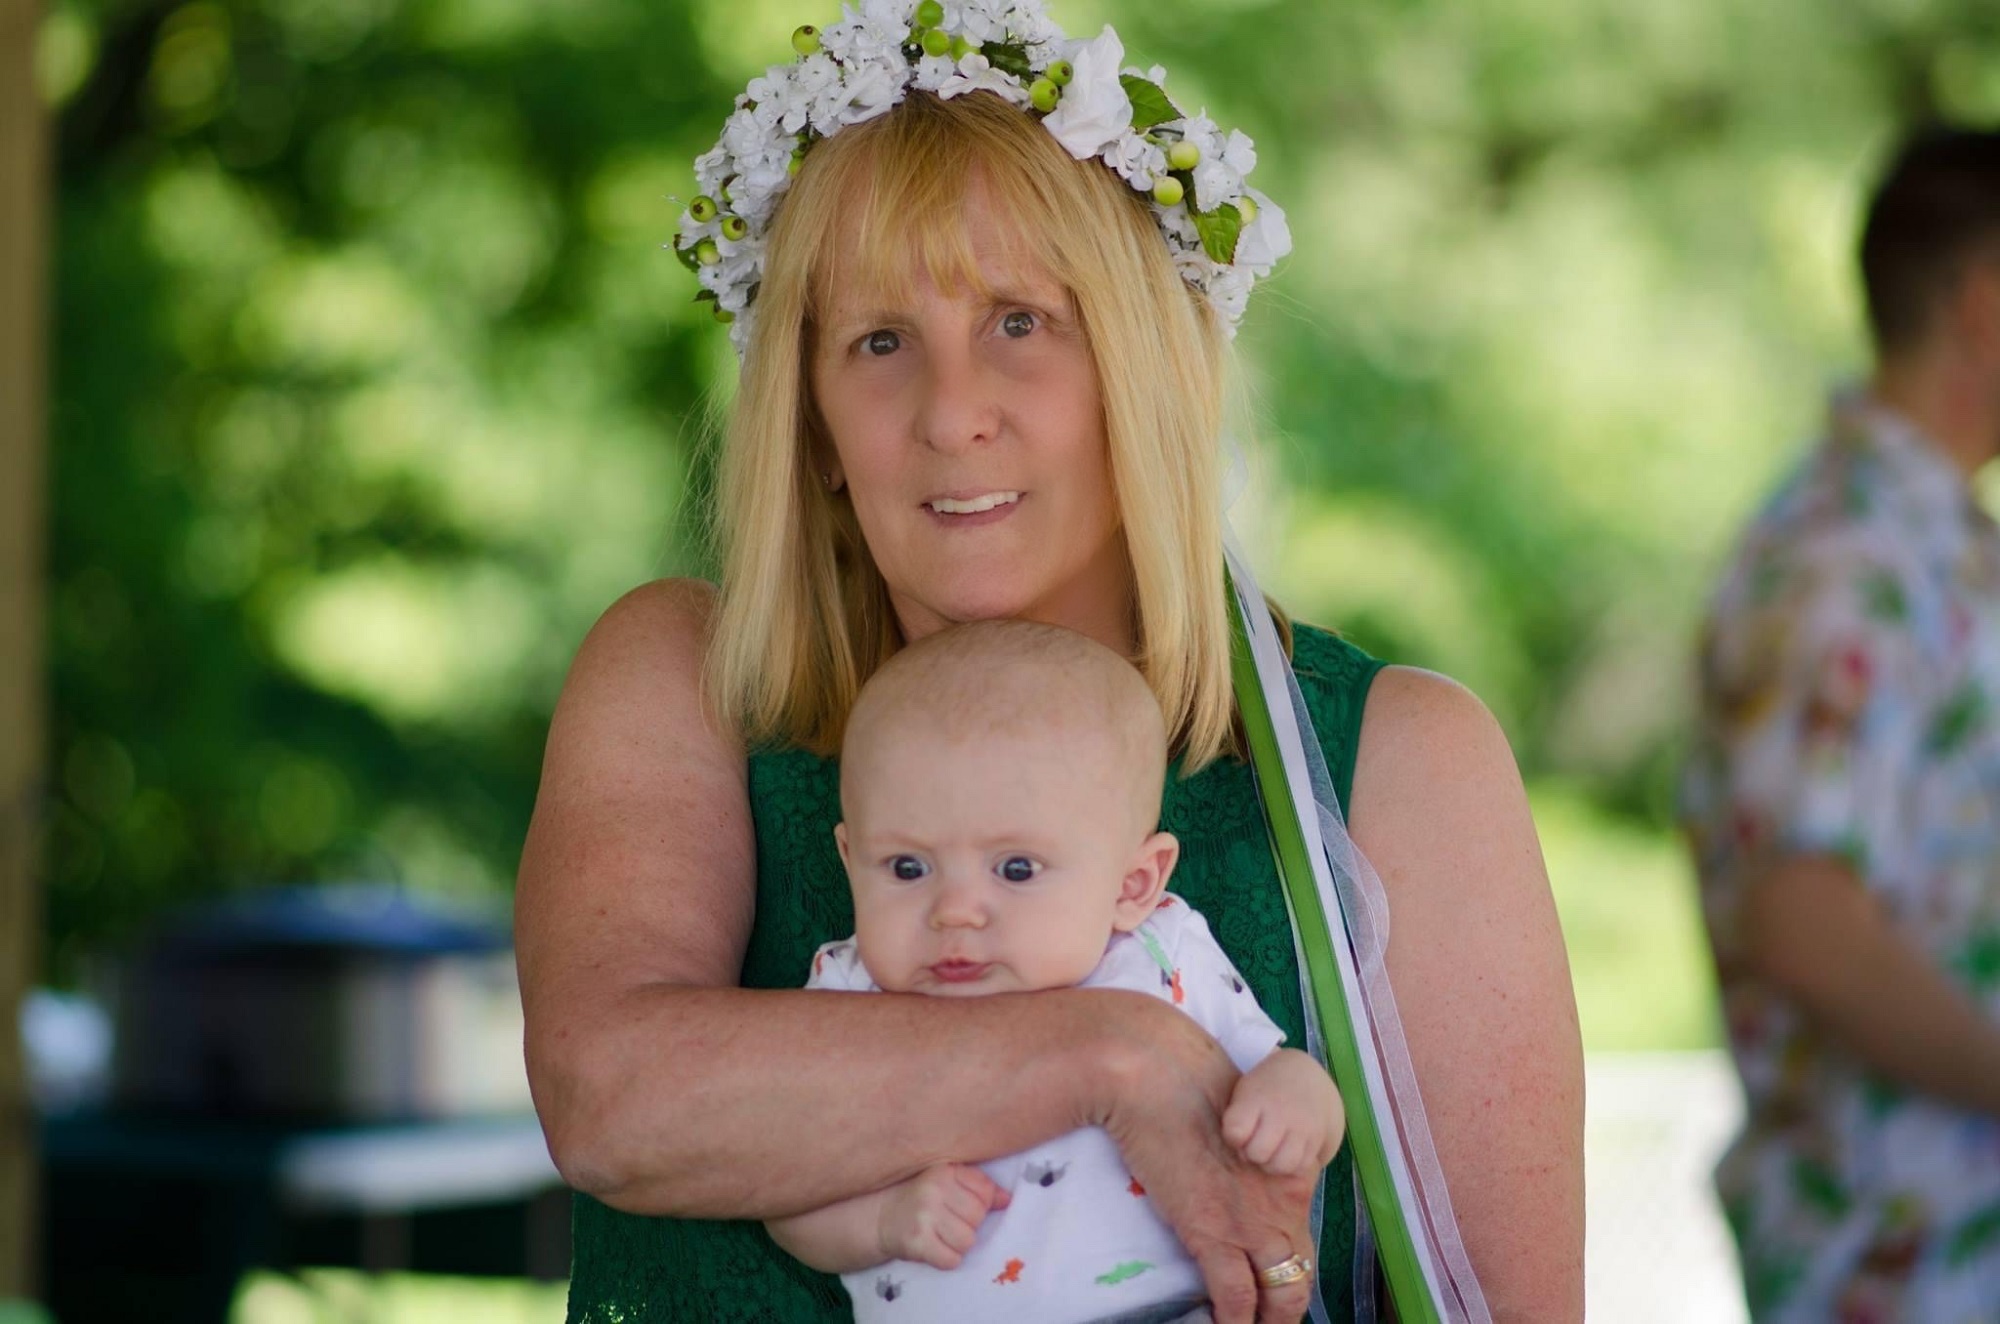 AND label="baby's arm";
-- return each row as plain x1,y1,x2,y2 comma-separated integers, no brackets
765,1163,1011,1274
1221,1048,1347,1177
